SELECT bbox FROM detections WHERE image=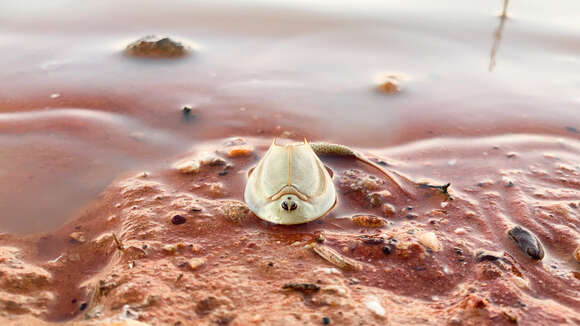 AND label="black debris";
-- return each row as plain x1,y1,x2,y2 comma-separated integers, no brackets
508,226,544,260
282,283,321,294
171,215,187,225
